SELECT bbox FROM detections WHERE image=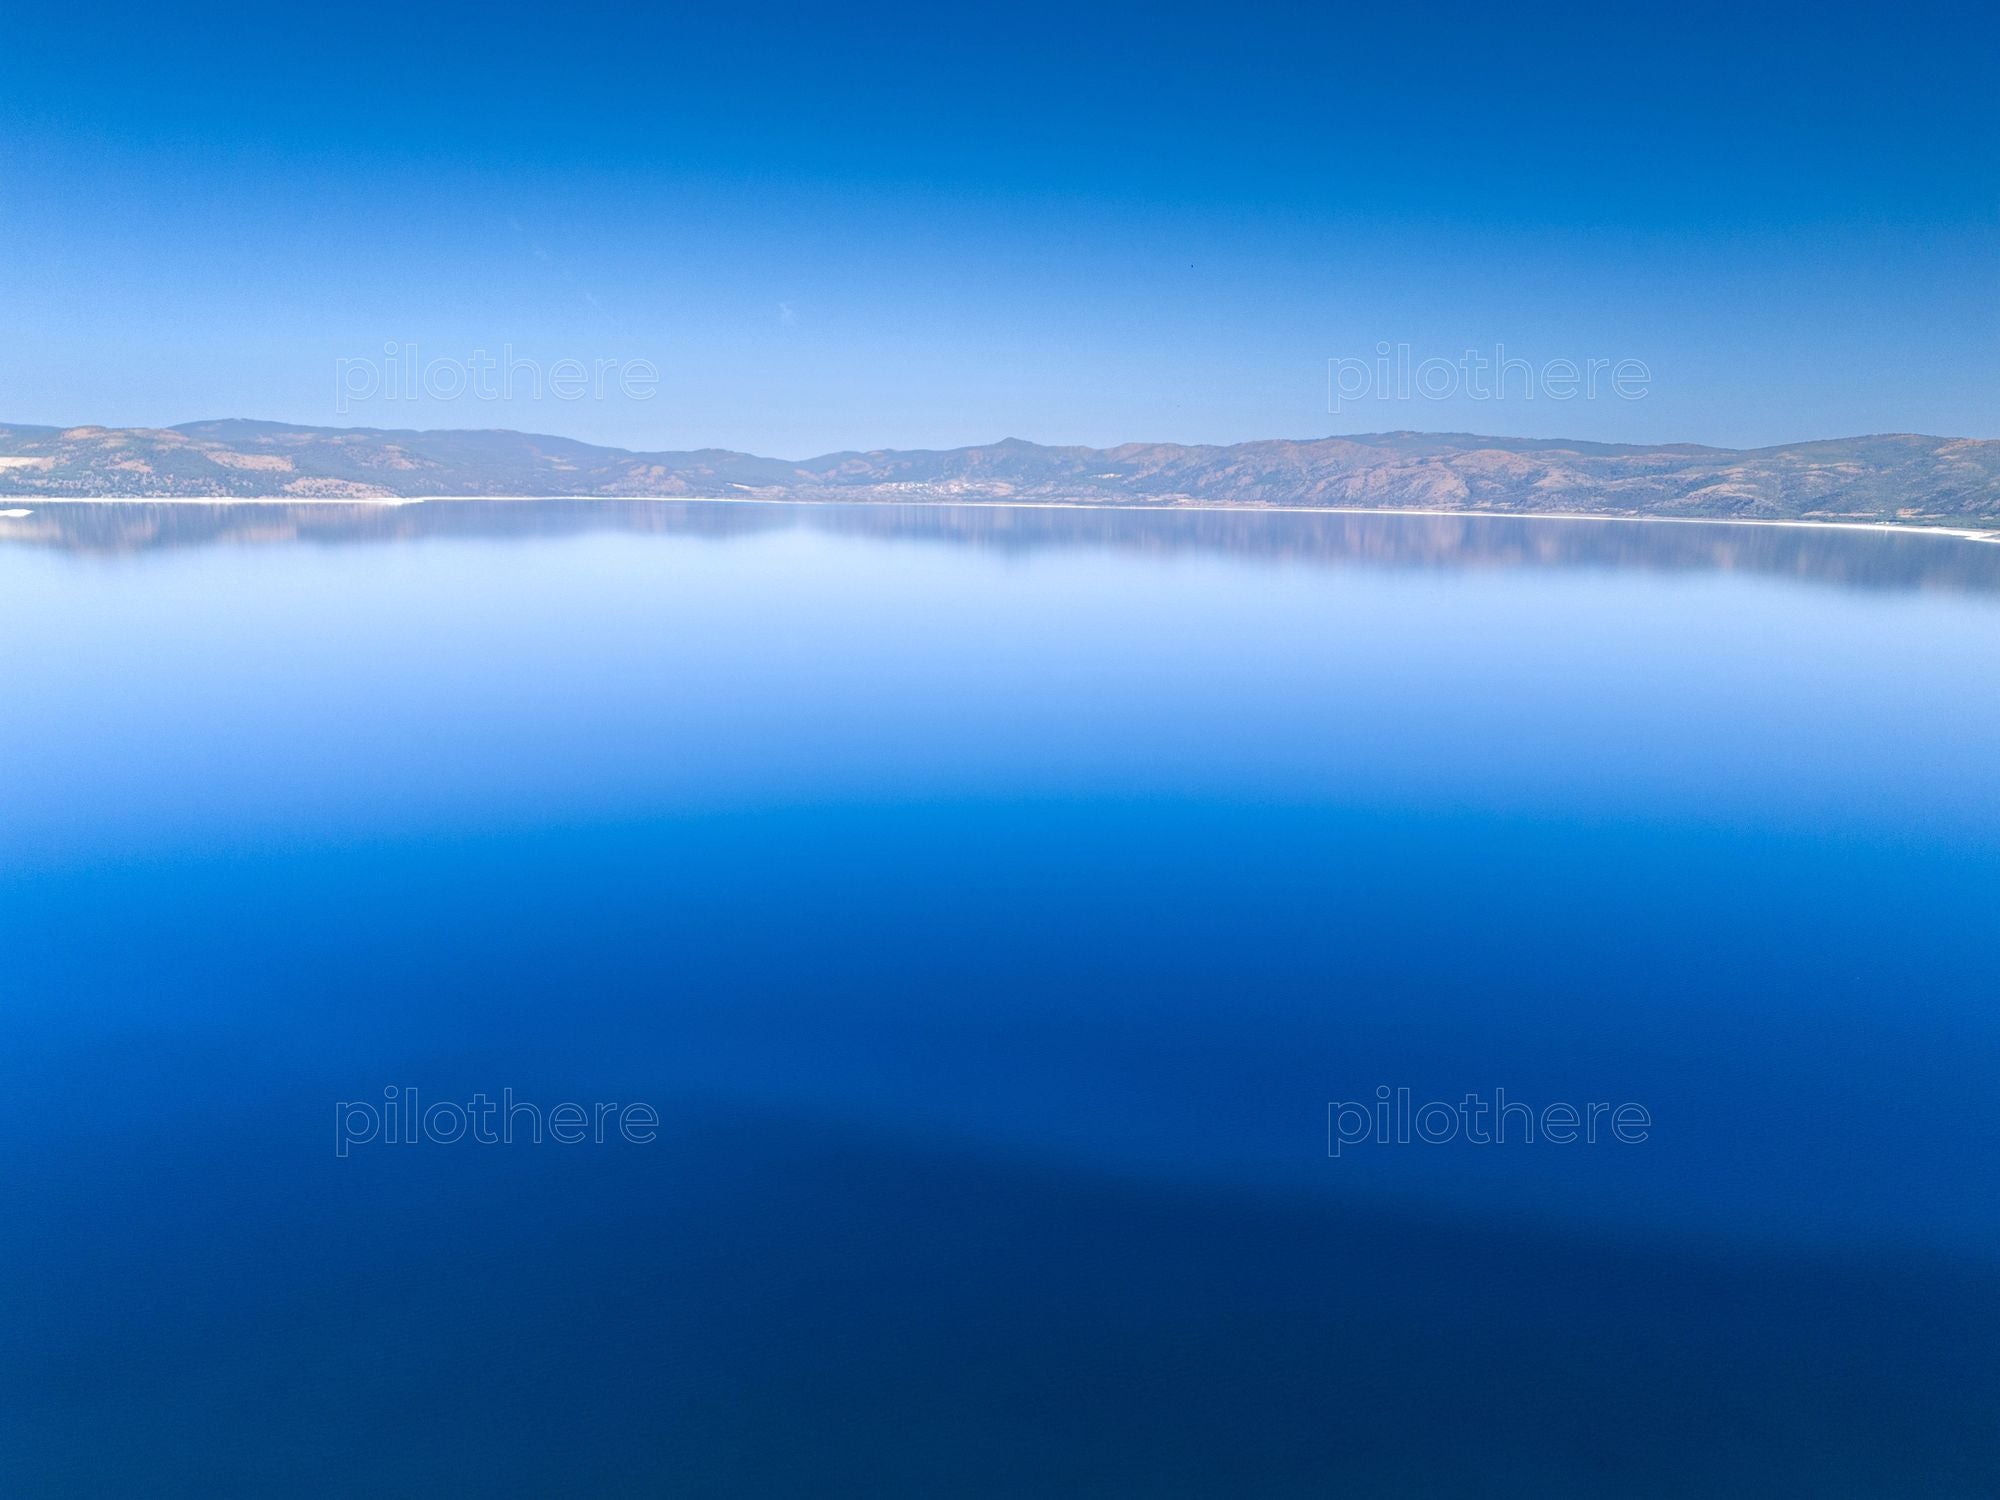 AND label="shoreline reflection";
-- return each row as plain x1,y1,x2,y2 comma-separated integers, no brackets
5,498,2000,596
